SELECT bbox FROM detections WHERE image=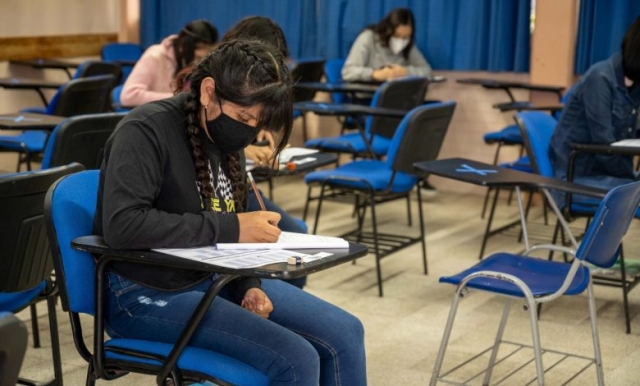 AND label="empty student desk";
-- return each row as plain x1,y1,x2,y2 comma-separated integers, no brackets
0,78,64,106
0,113,65,132
10,58,81,79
